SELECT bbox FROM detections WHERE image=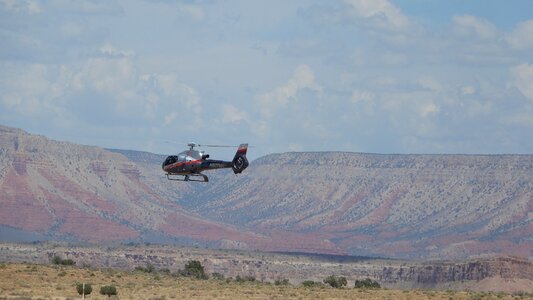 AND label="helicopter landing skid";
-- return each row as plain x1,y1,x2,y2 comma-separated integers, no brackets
166,173,209,182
